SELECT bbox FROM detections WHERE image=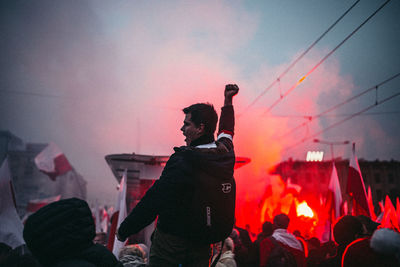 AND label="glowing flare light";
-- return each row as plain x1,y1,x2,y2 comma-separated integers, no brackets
296,201,314,218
